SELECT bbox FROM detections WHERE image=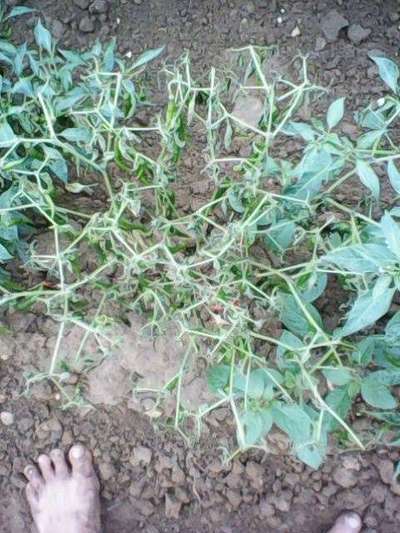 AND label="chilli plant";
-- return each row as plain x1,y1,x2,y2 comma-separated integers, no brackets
1,7,400,470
